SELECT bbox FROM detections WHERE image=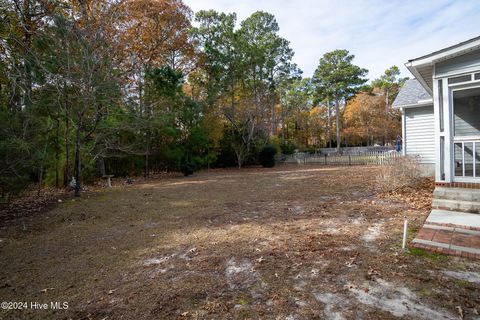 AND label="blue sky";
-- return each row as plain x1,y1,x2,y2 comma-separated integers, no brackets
185,0,480,82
